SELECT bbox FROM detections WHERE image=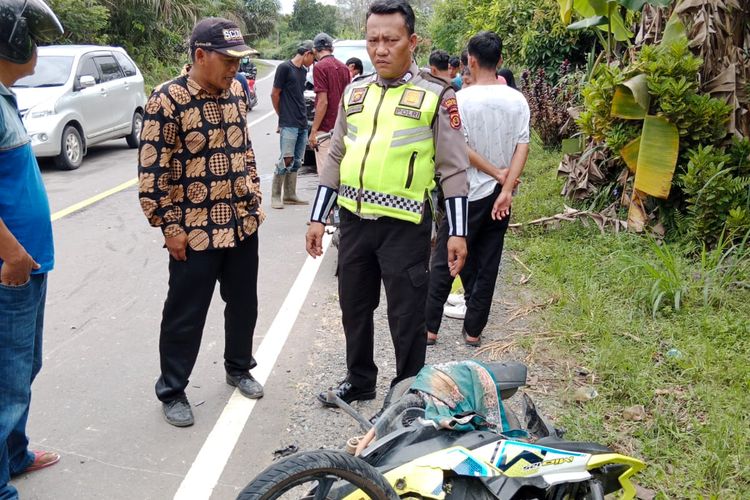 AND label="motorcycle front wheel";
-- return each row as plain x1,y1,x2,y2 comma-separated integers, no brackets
237,450,399,500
